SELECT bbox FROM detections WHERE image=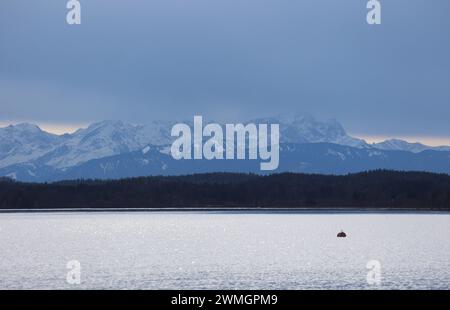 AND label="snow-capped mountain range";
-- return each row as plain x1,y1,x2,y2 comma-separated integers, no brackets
0,120,173,170
1,114,450,182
